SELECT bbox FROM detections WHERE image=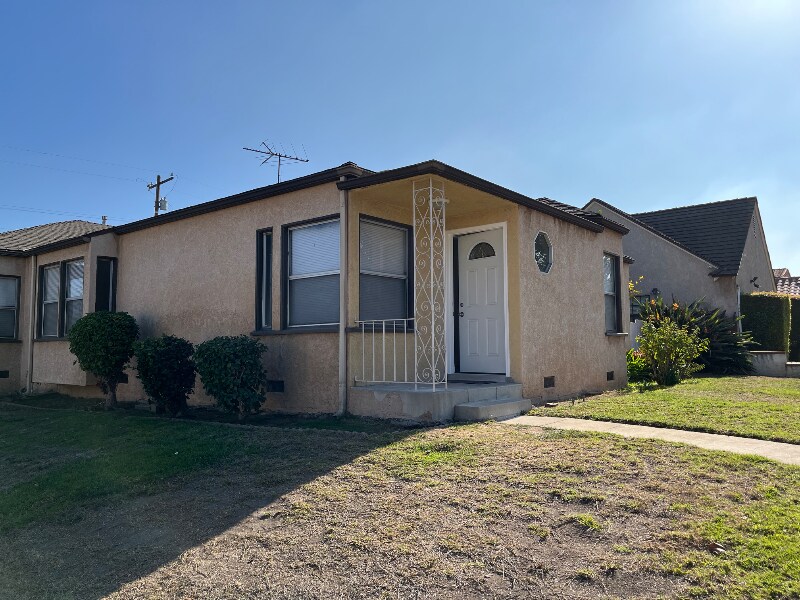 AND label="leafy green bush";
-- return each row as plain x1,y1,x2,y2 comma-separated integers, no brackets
134,335,196,416
637,318,709,386
637,296,754,374
790,298,800,362
68,311,139,409
194,335,267,420
741,293,791,352
626,349,651,383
